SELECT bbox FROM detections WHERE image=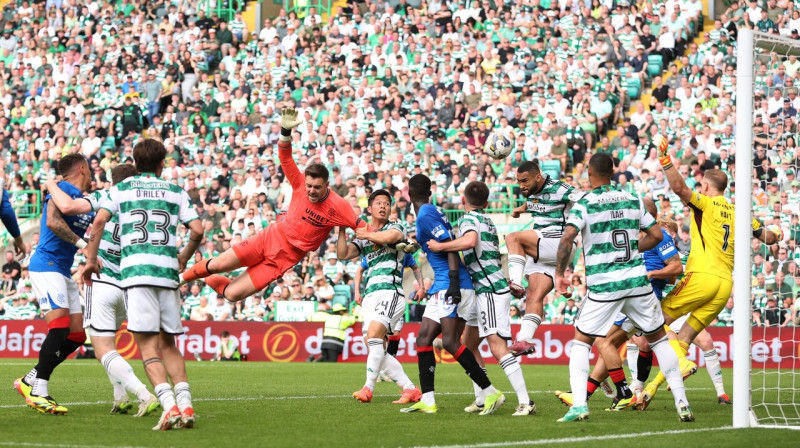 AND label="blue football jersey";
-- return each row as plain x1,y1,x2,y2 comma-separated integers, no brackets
29,181,94,277
415,204,472,294
642,229,679,299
